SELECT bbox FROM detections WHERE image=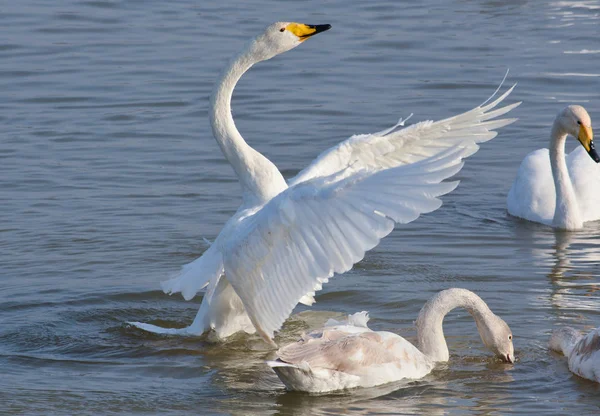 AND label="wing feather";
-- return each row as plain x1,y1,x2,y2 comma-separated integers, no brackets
160,244,224,301
276,330,415,375
288,84,519,187
224,146,470,342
